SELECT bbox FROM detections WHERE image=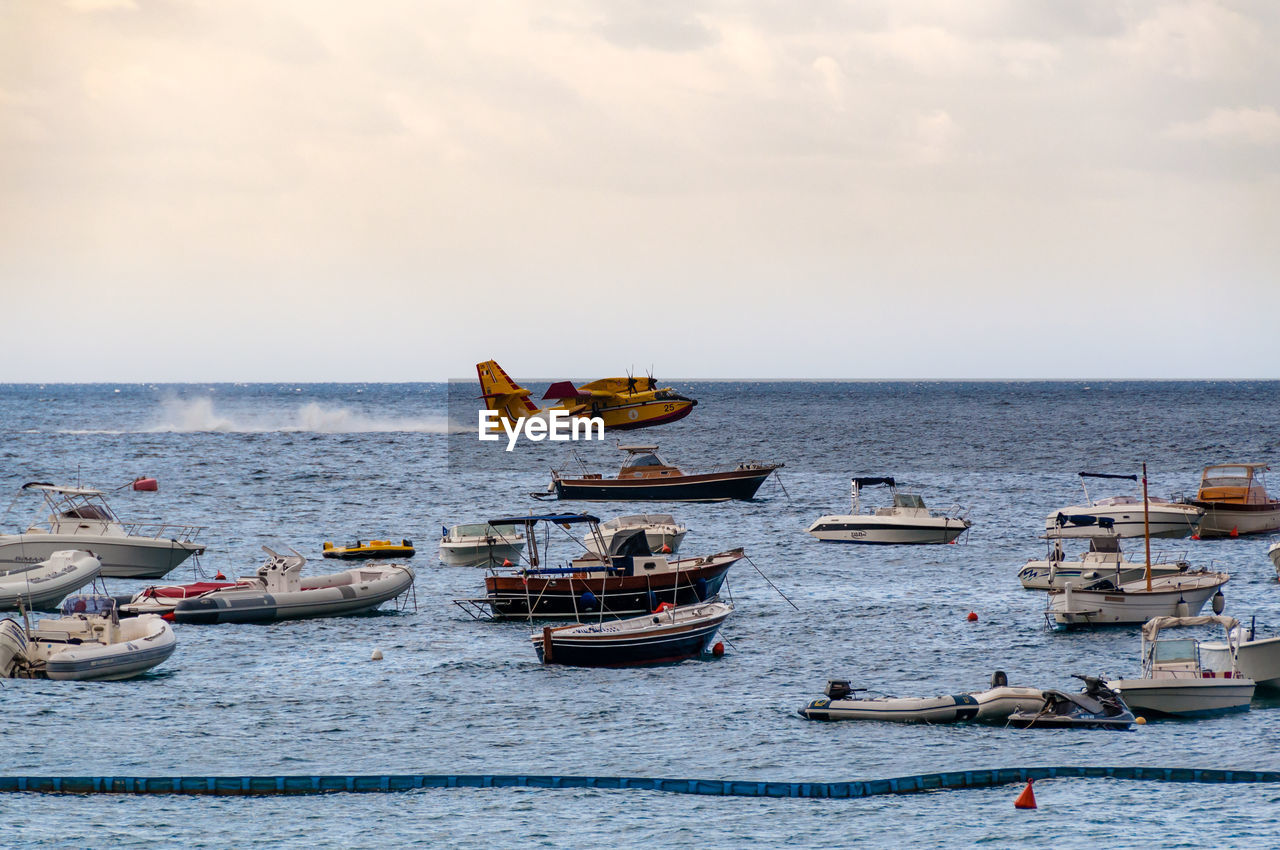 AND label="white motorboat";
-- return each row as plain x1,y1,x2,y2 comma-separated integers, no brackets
170,547,414,624
798,673,1043,723
1200,618,1280,691
1271,542,1280,574
1107,615,1255,717
0,550,102,611
438,523,525,567
1048,571,1229,627
1047,471,1203,538
1017,527,1190,590
806,477,971,544
584,514,688,556
1185,463,1280,537
0,482,206,579
1,595,176,681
